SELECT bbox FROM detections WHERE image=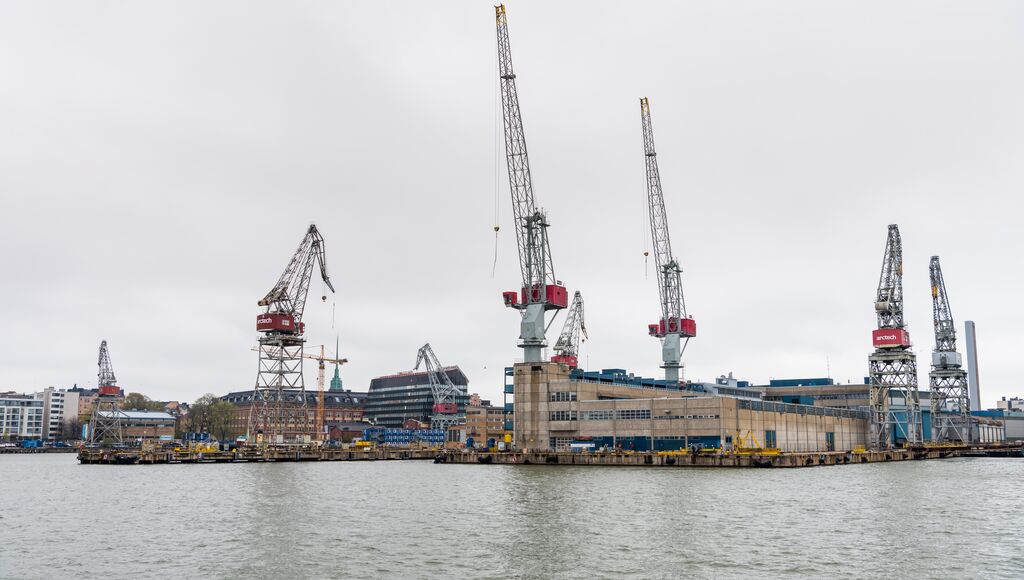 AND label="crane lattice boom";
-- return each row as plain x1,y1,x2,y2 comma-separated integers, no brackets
875,225,905,329
97,339,117,388
930,256,957,354
257,224,334,329
870,224,911,349
552,291,587,368
414,343,463,430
